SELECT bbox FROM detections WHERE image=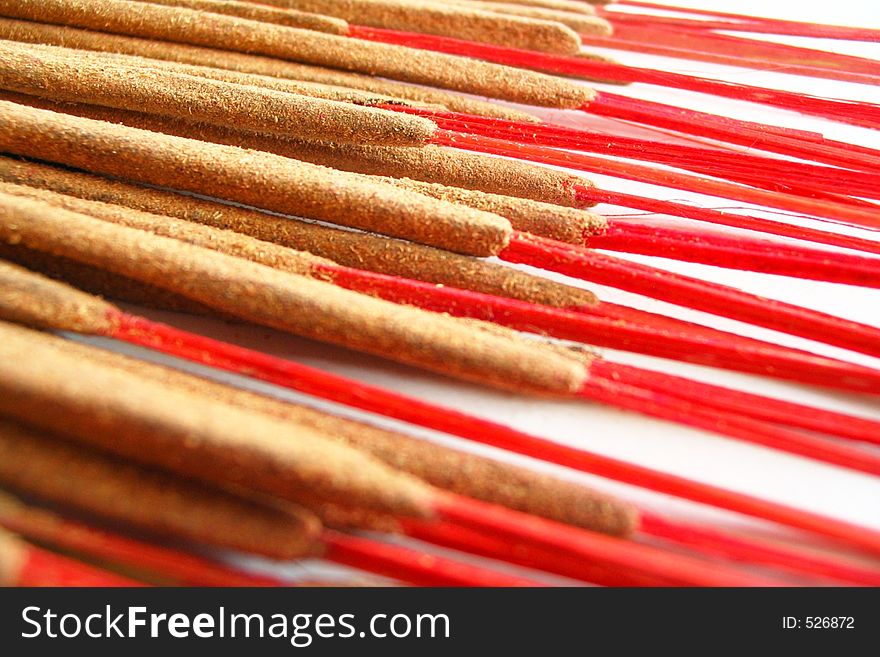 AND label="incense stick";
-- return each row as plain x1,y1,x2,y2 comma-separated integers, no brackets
0,418,322,559
0,320,436,517
54,320,879,583
148,0,350,33
9,246,880,476
60,334,637,535
40,46,447,110
10,270,880,550
6,263,877,558
0,0,593,107
0,99,513,255
4,178,879,397
0,194,590,395
353,25,880,132
0,156,595,308
0,420,544,586
0,17,540,122
0,490,299,586
0,320,786,586
258,0,592,53
0,41,438,146
35,88,879,265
